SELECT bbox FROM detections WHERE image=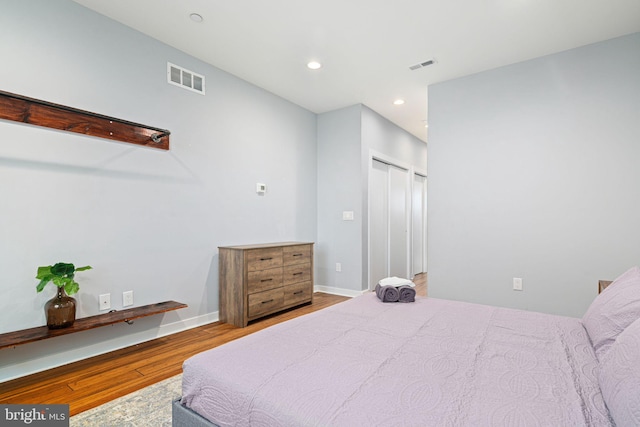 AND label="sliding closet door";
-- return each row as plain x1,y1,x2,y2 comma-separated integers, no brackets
369,159,410,288
370,159,389,288
412,173,427,275
388,165,409,278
